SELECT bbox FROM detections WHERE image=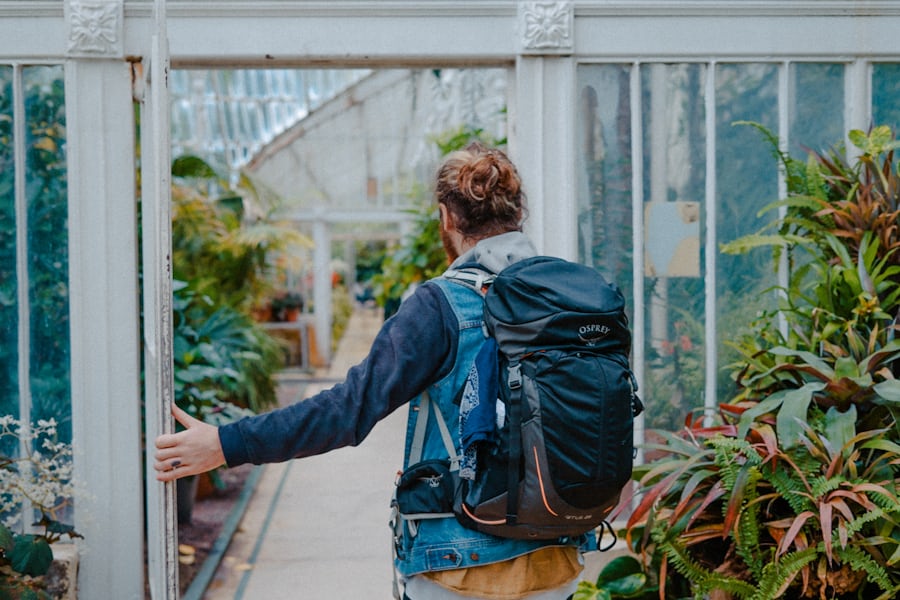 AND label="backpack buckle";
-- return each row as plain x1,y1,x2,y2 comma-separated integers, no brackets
507,364,522,390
